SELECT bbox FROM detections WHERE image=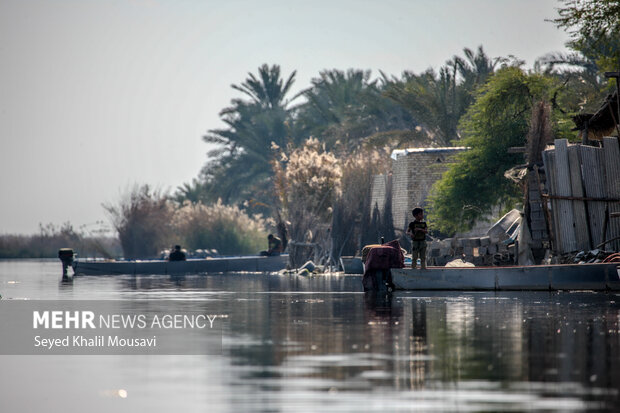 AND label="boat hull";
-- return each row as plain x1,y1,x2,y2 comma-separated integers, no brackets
339,256,364,274
72,255,288,276
391,263,620,291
